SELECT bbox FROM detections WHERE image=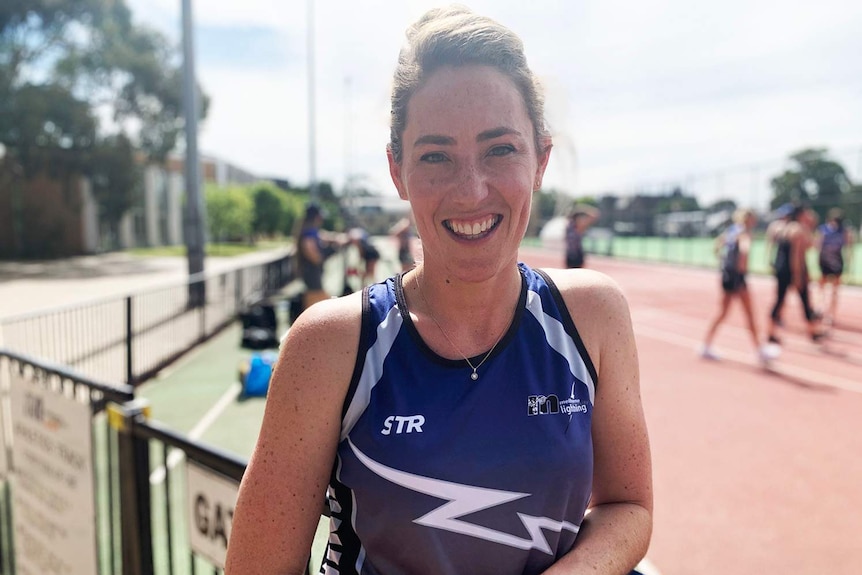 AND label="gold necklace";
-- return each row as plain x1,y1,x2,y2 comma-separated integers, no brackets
416,272,505,381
